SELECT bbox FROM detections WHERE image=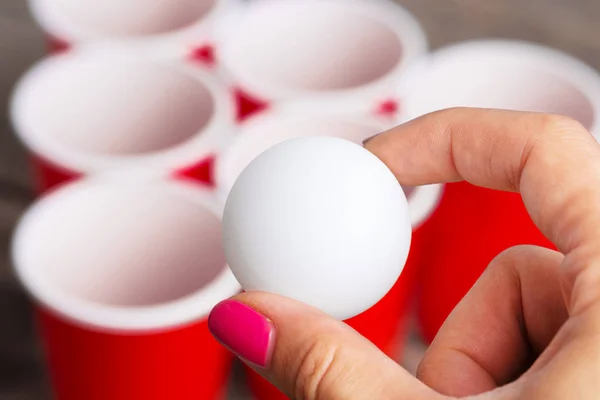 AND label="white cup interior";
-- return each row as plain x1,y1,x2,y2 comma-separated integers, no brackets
217,113,415,198
226,118,380,179
49,0,217,37
13,180,238,330
10,48,236,174
408,184,443,229
221,0,404,93
405,43,598,130
17,54,214,157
